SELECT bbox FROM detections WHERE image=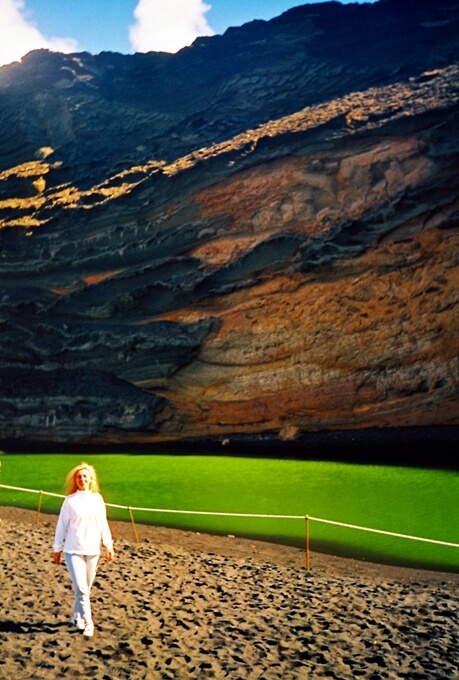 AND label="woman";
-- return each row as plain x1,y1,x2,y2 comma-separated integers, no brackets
53,462,114,638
